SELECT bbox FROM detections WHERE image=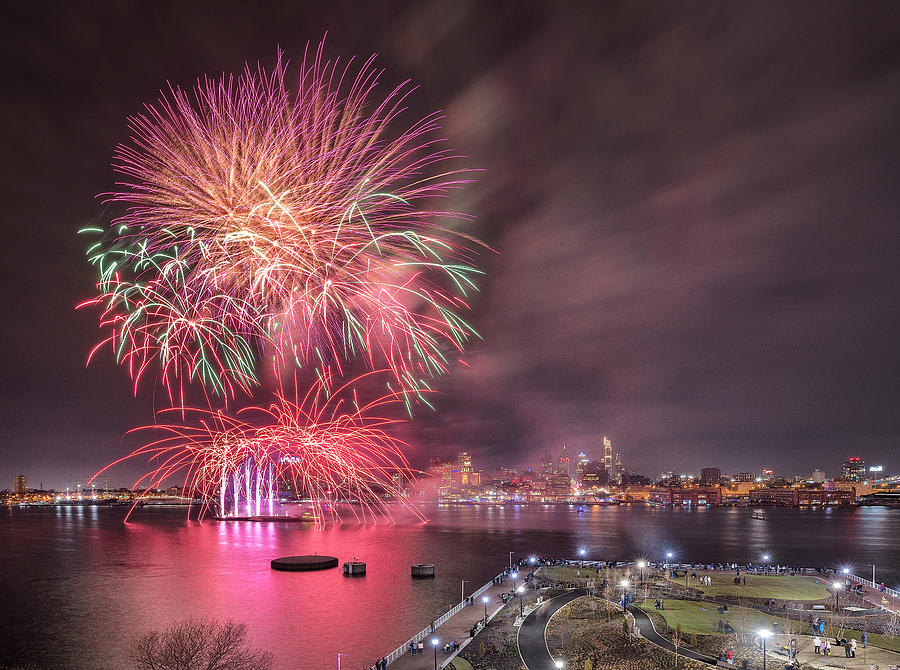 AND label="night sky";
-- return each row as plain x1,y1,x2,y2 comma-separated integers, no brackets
3,1,900,488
